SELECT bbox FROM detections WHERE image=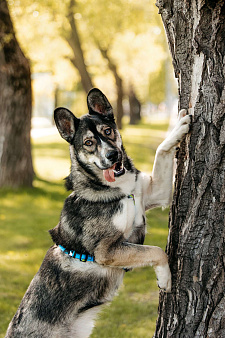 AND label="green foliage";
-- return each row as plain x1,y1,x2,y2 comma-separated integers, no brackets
148,63,166,105
8,0,170,104
0,121,169,337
